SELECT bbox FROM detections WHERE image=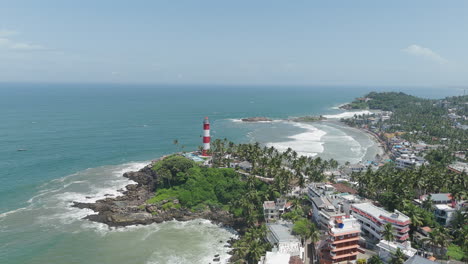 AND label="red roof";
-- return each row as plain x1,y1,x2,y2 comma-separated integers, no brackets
289,256,304,264
331,183,358,194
